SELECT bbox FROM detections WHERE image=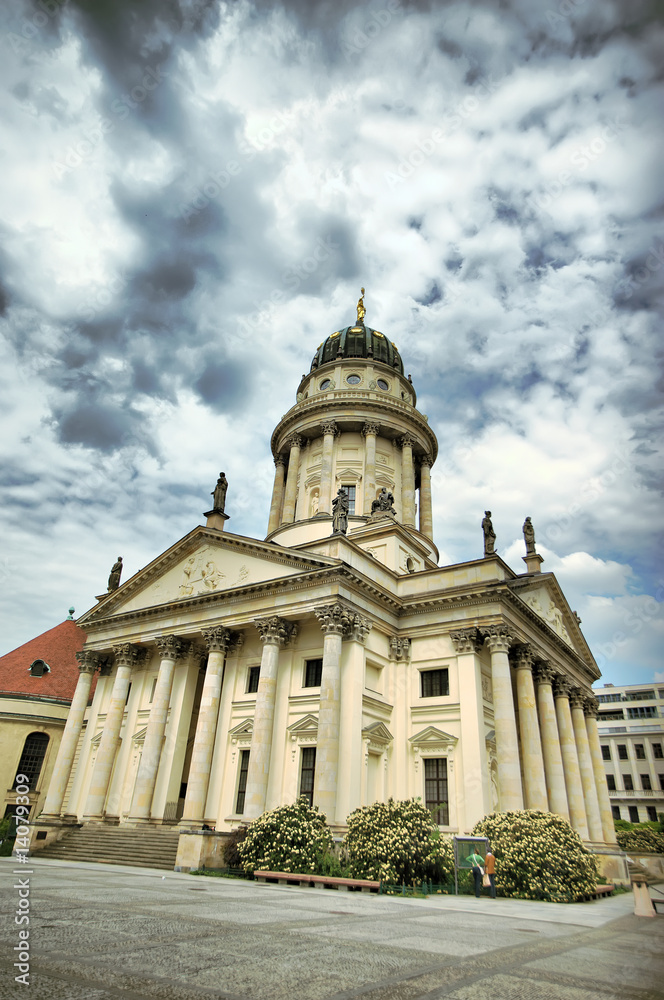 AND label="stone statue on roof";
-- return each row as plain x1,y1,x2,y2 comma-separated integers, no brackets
522,516,536,554
107,556,123,592
211,472,228,512
356,287,366,325
332,487,349,534
482,511,496,556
